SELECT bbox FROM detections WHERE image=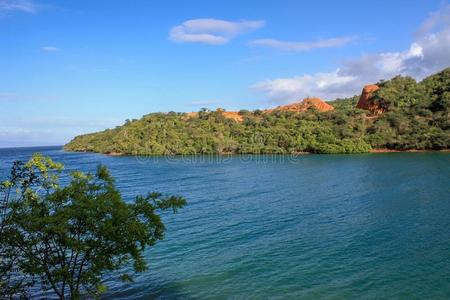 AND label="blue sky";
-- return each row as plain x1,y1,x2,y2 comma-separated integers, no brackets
1,0,450,147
